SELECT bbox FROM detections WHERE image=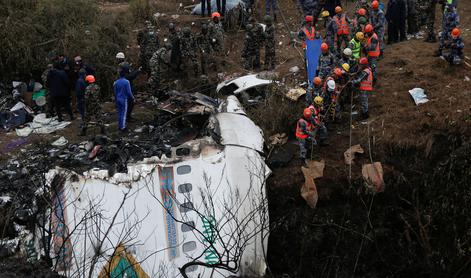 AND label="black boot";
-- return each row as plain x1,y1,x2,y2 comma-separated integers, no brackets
79,126,87,136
